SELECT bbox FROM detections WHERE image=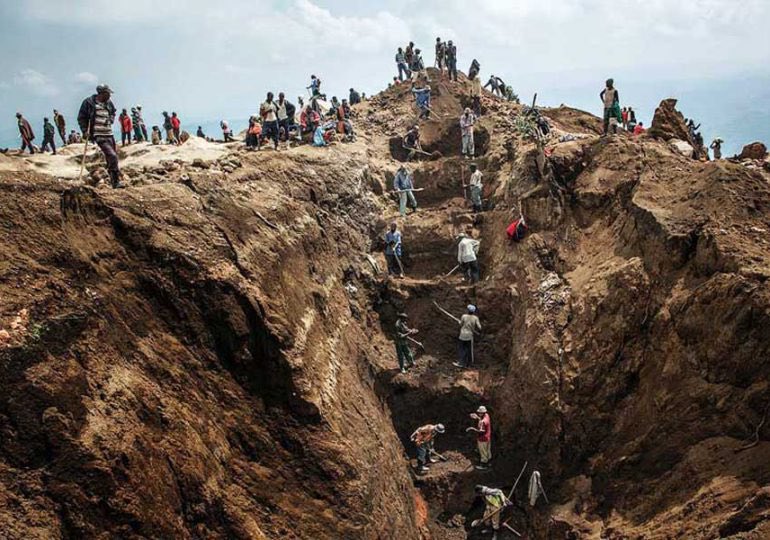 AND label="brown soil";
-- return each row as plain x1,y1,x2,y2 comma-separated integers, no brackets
1,67,769,539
